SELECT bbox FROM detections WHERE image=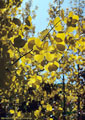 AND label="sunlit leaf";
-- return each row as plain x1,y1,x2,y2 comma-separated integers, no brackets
46,104,52,111
45,61,59,72
34,54,44,63
54,32,65,42
10,109,15,114
39,29,49,40
45,52,55,61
